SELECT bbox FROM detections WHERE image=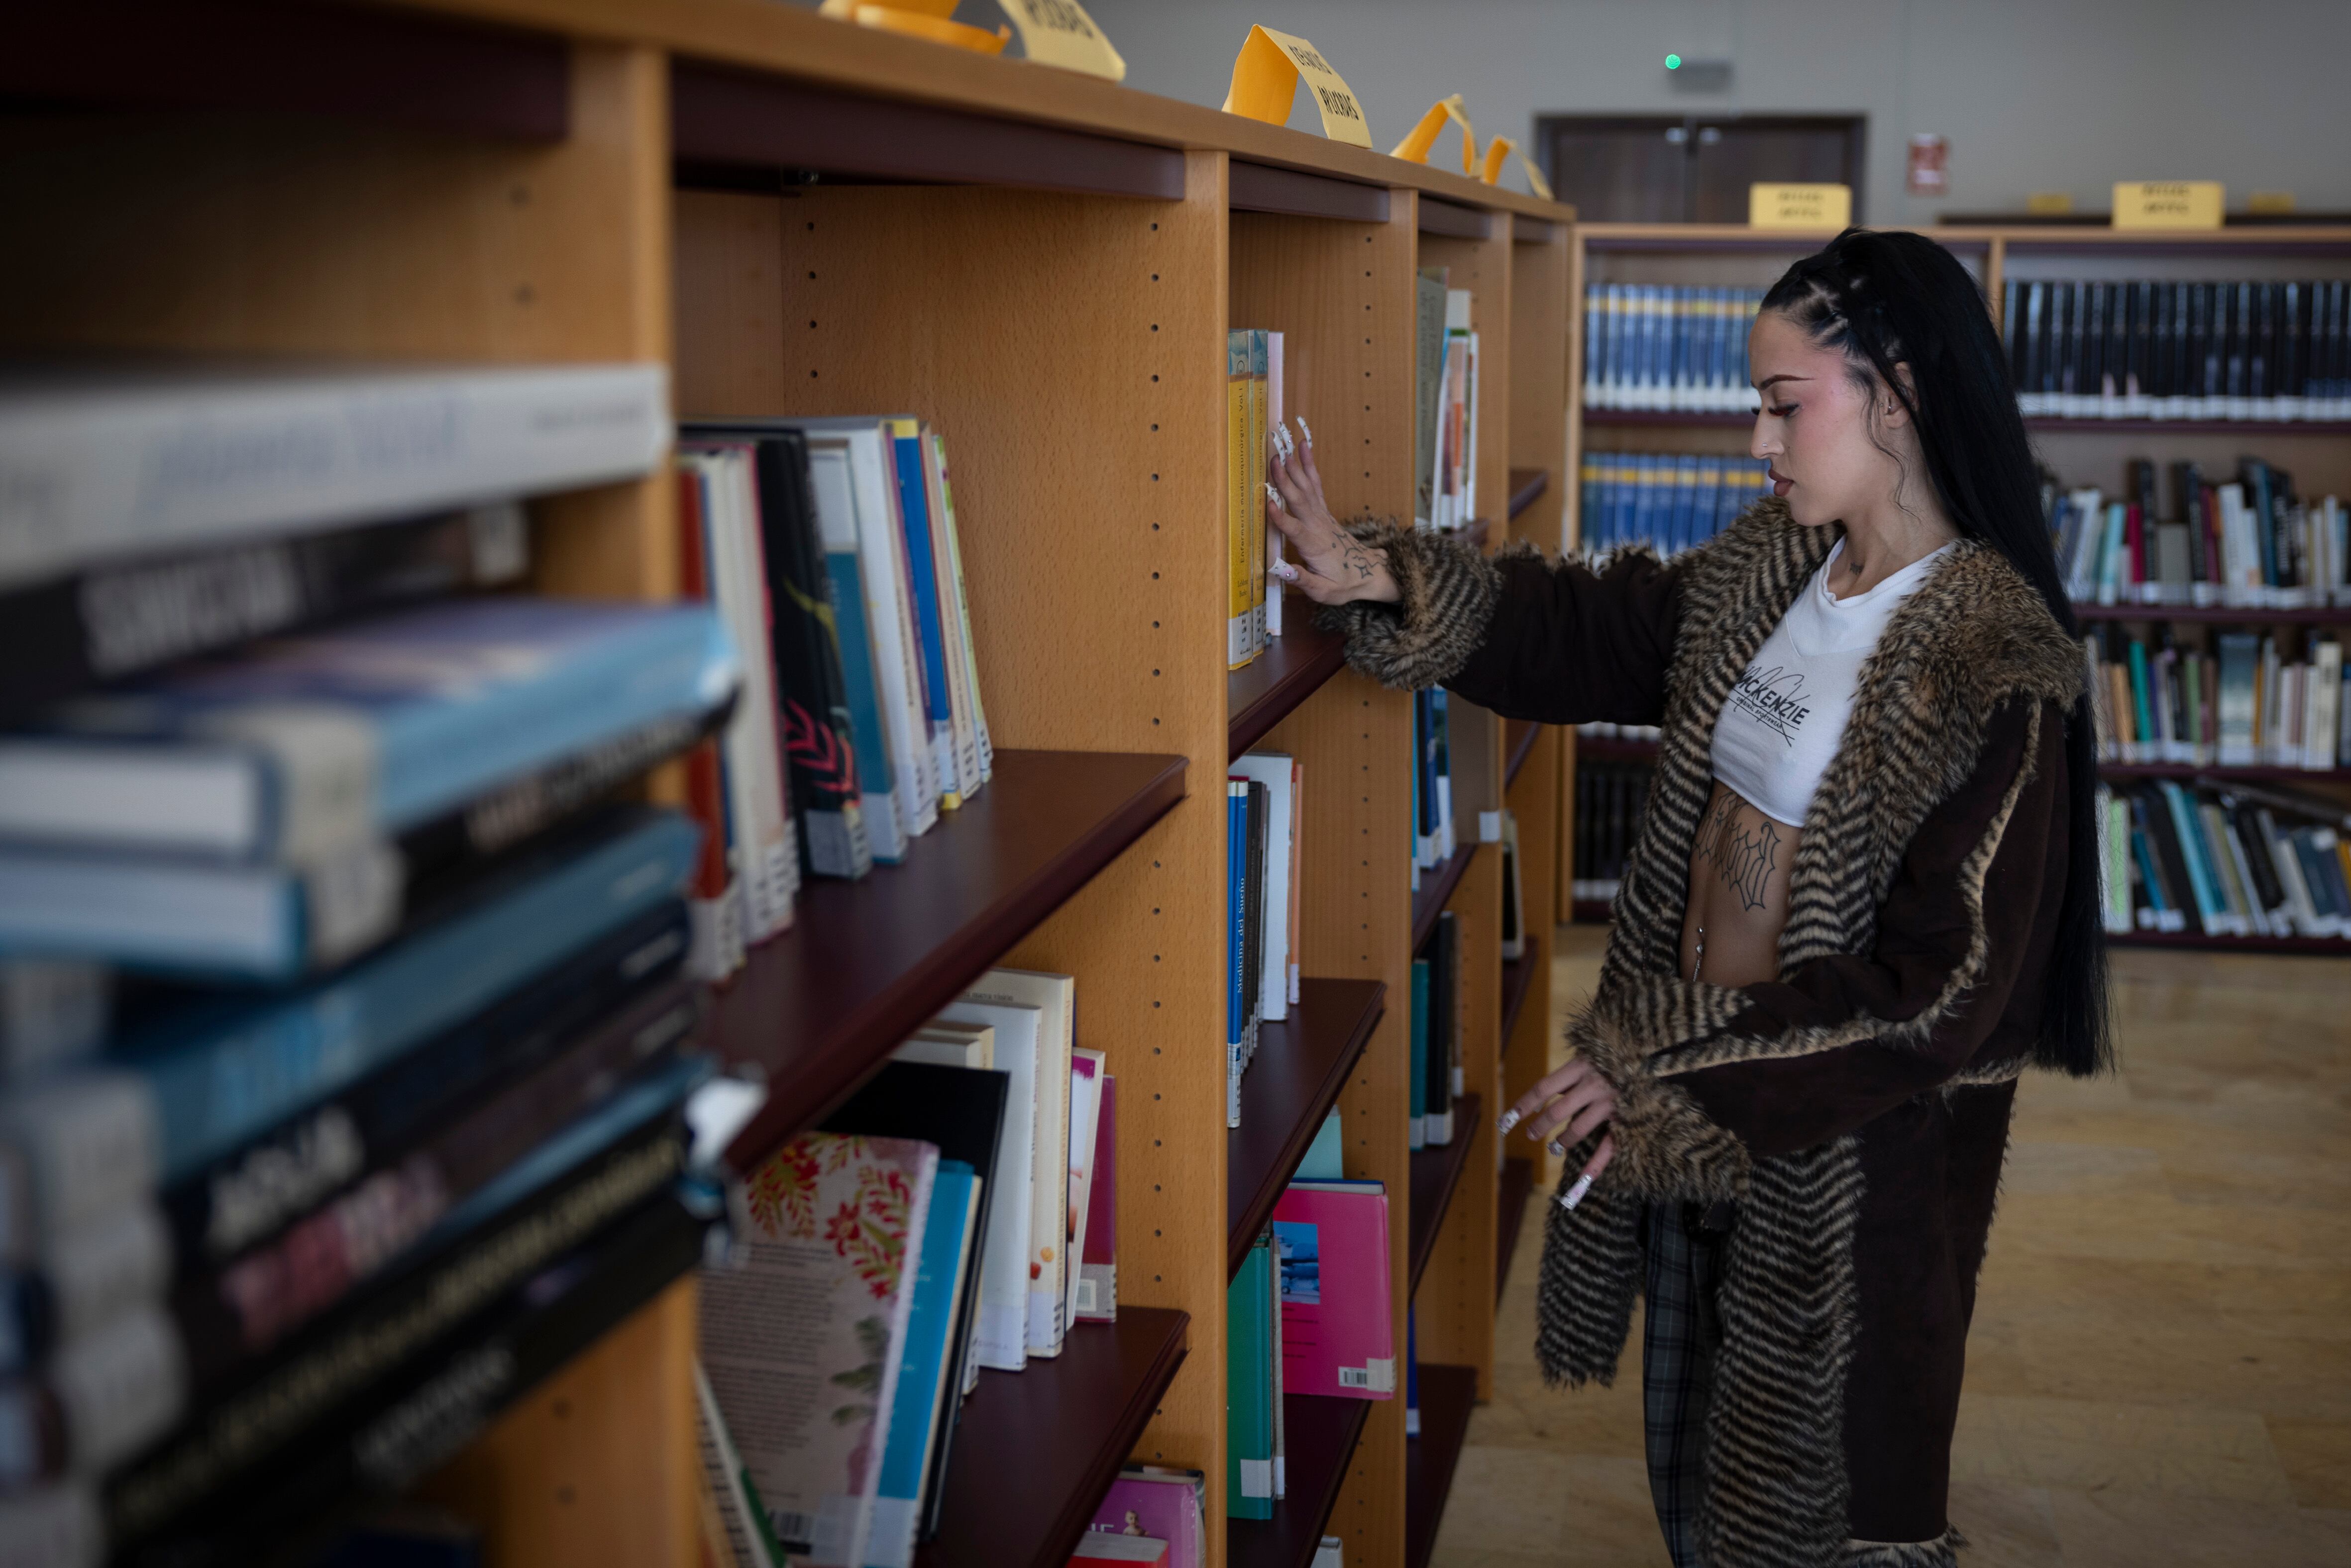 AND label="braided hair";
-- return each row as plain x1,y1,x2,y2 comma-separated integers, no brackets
1762,228,2112,1079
